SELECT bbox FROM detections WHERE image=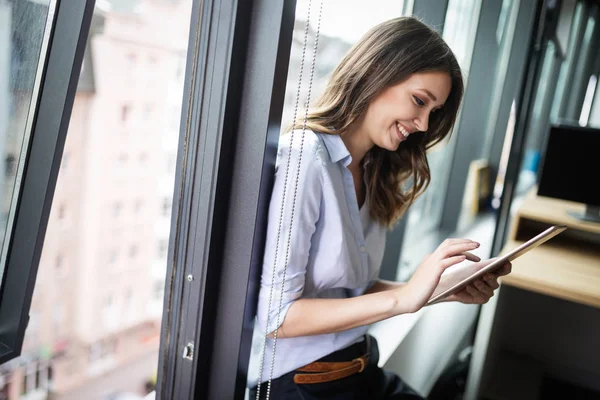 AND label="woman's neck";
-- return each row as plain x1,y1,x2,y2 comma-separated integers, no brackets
340,119,374,169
